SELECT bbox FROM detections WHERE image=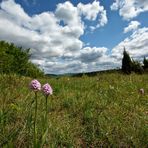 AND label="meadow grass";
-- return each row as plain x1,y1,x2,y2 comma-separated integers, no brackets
0,73,148,147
